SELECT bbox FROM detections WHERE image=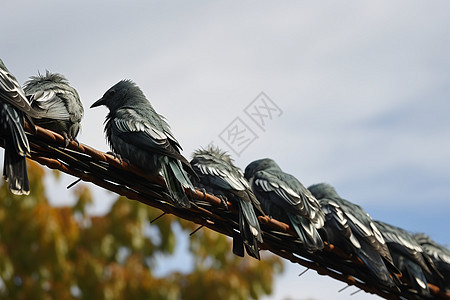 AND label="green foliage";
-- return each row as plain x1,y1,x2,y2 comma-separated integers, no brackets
0,161,283,299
